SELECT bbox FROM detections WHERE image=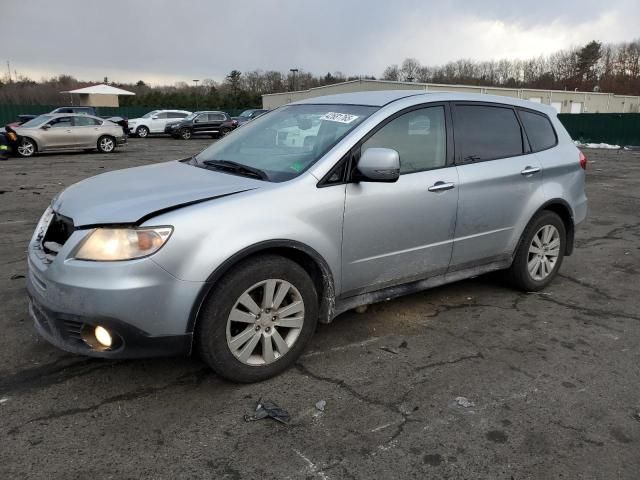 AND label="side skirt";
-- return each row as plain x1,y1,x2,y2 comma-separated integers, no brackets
332,258,512,318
